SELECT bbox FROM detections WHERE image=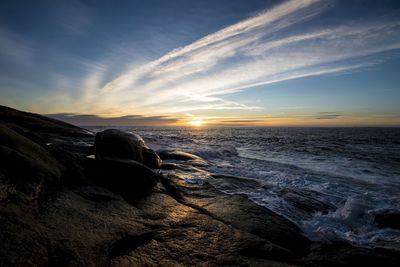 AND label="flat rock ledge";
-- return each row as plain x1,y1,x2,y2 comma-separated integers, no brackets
1,105,400,267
